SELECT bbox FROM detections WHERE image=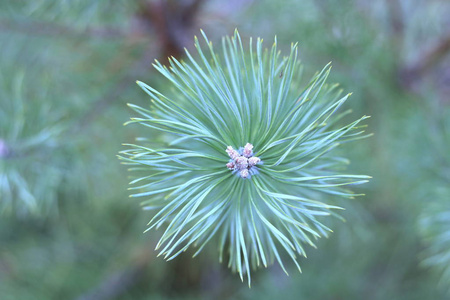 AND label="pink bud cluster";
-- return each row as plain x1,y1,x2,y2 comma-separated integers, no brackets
226,143,262,178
